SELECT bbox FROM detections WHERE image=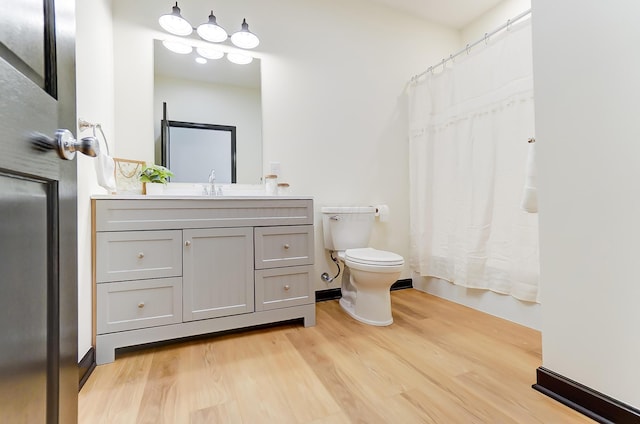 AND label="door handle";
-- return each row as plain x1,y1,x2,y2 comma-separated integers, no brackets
31,129,99,160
